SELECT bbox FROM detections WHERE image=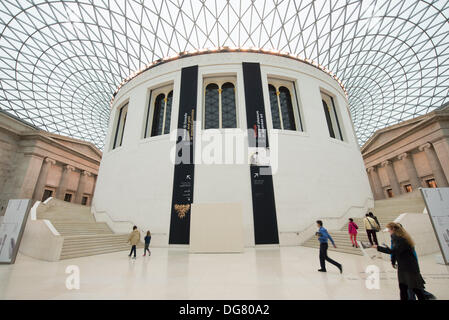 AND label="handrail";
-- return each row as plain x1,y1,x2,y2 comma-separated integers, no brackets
91,204,136,224
299,197,374,233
